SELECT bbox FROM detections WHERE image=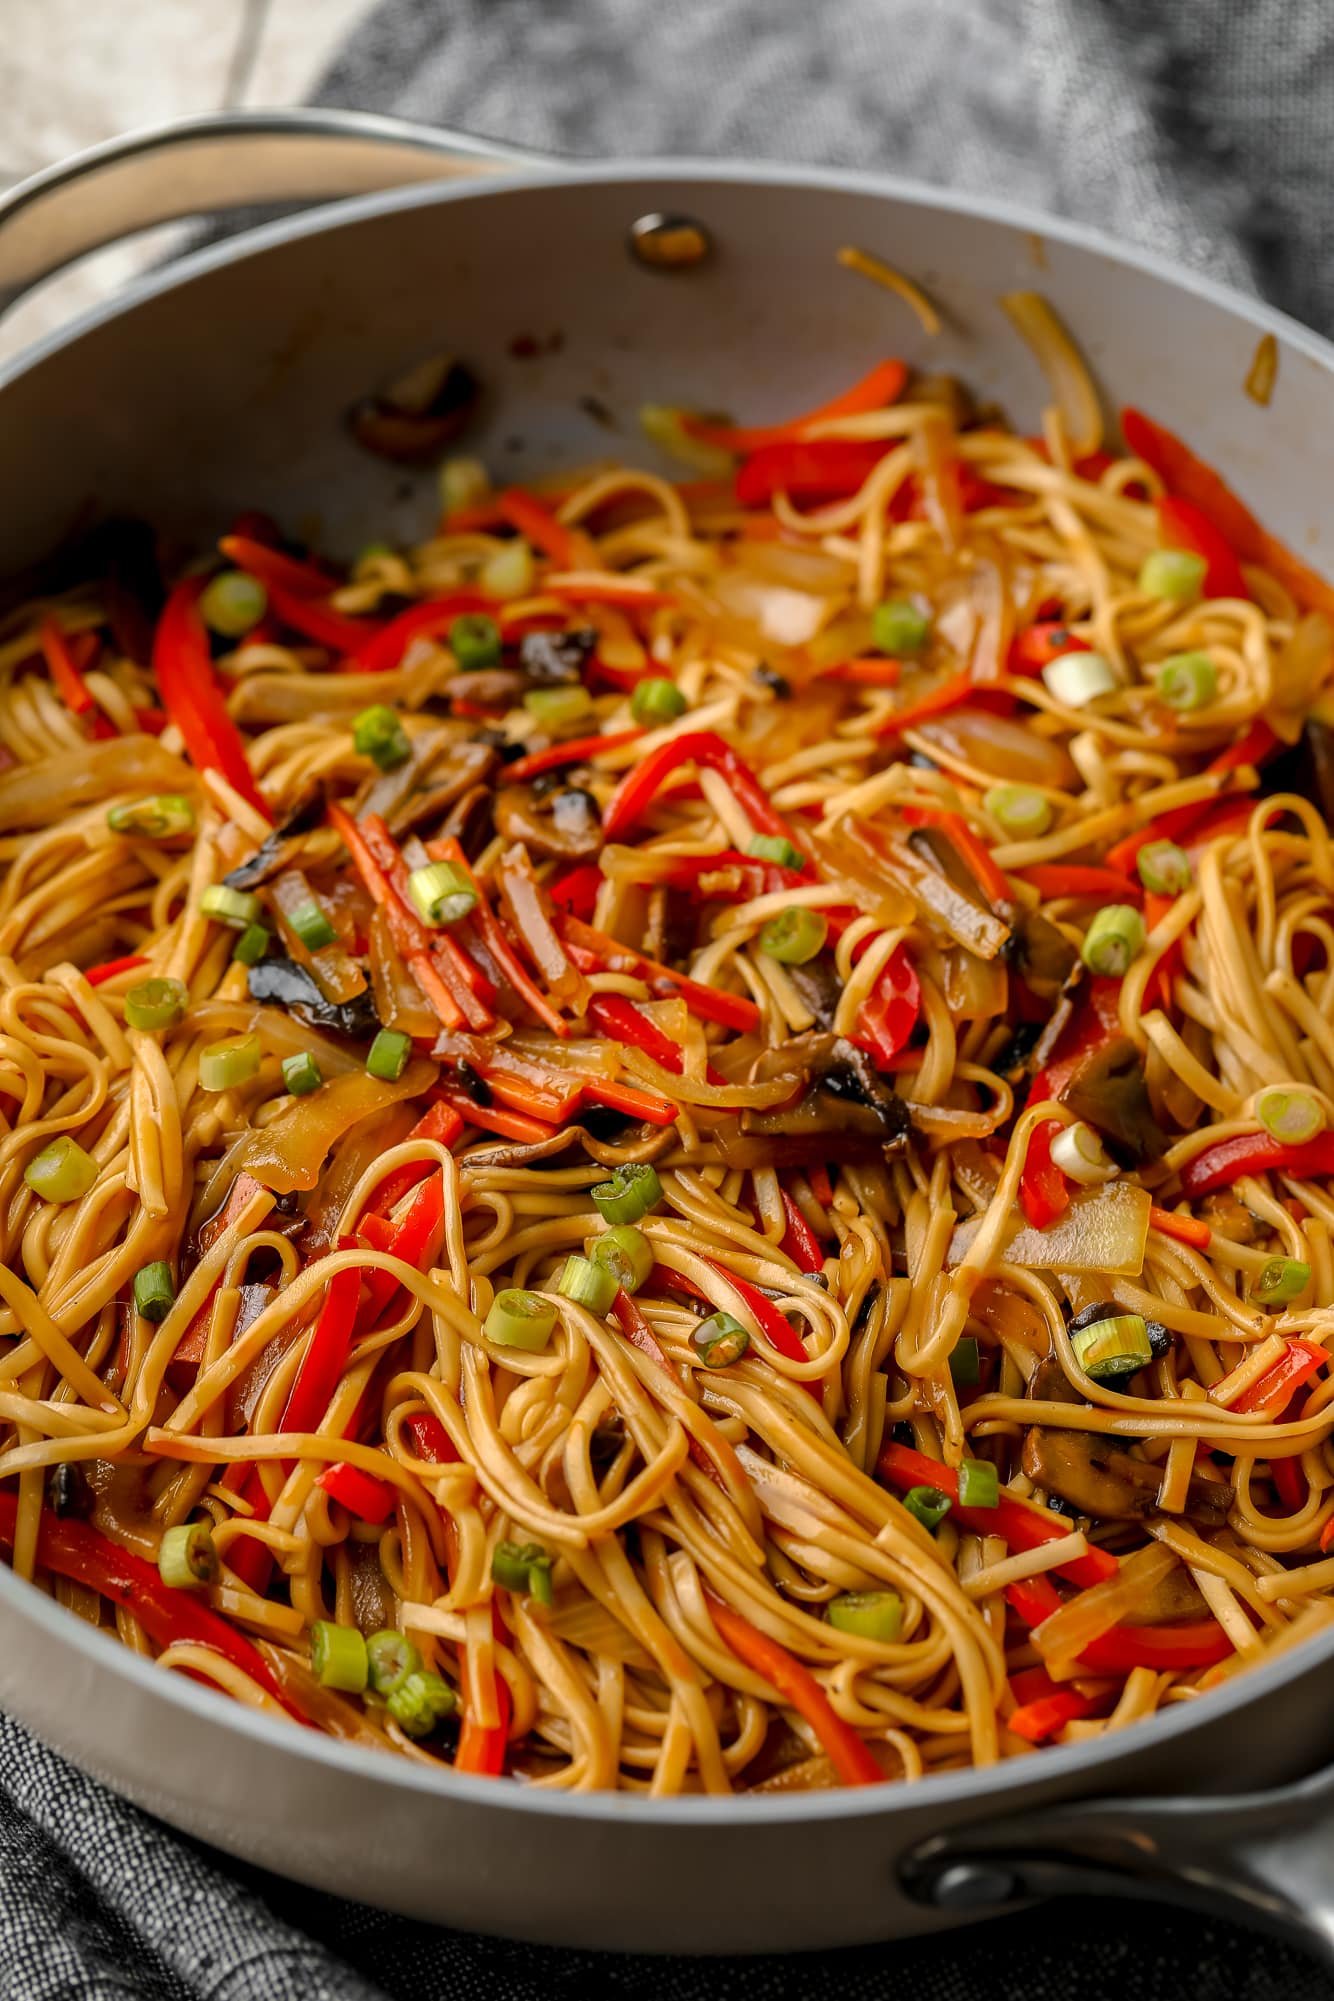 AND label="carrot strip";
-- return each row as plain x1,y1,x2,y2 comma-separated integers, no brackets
39,619,98,717
874,669,974,739
683,358,908,453
703,1592,882,1786
1150,1205,1211,1250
